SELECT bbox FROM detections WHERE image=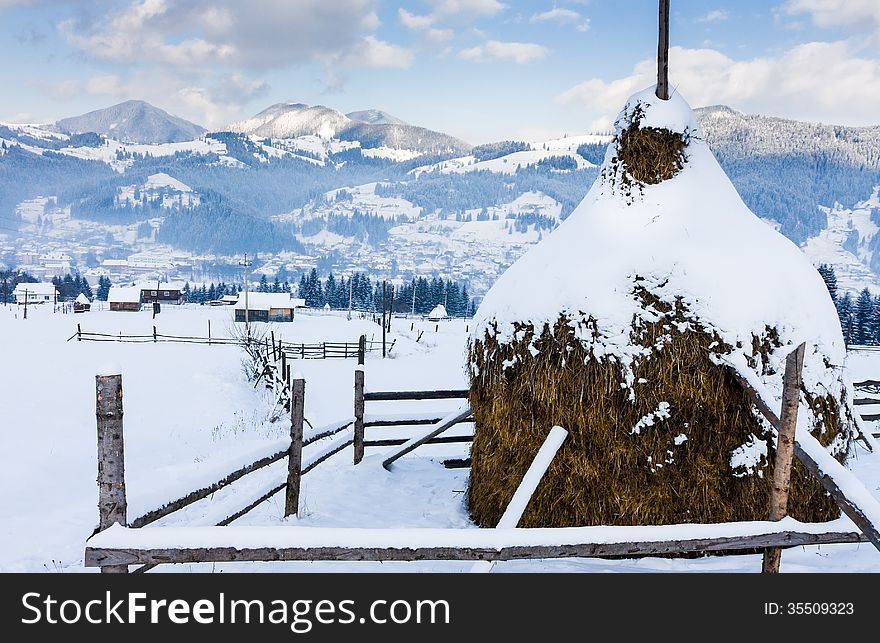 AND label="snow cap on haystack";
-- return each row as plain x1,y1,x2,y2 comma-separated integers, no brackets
467,86,855,529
